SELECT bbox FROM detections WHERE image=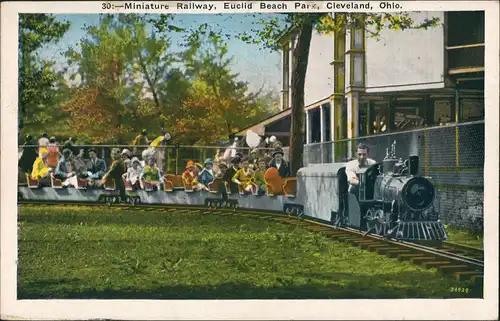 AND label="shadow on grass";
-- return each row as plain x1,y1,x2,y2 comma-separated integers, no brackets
18,209,254,228
18,271,482,300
